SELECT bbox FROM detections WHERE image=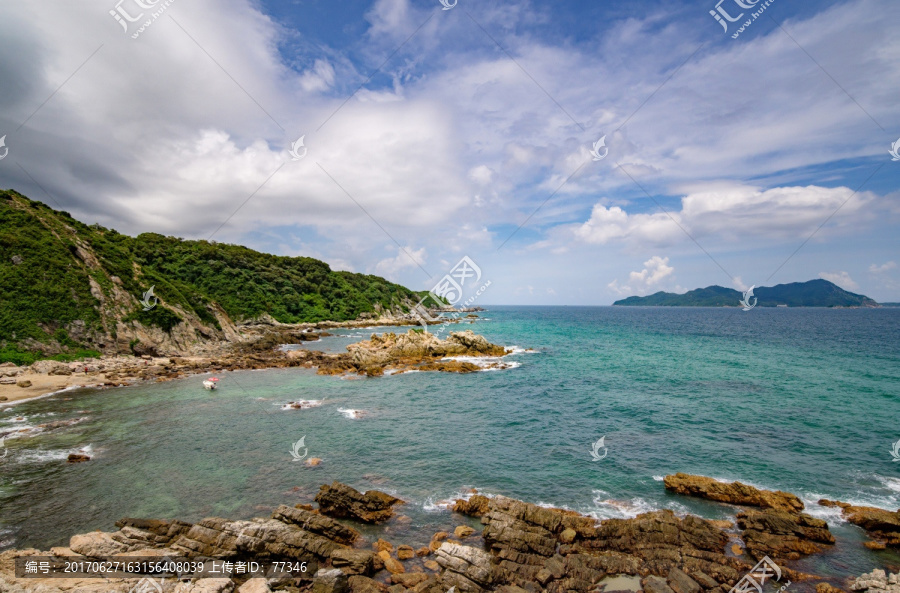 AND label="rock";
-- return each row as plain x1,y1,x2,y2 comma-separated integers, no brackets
272,504,360,545
668,567,701,593
429,532,449,552
306,458,324,467
834,503,900,547
0,378,16,384
0,396,7,401
349,576,389,593
312,568,350,593
392,573,429,588
30,360,72,376
454,526,476,539
67,454,91,463
817,584,846,593
850,570,900,593
434,542,494,592
397,545,415,560
315,481,404,523
375,539,394,553
69,531,132,556
175,578,234,593
16,380,32,388
238,579,272,593
331,548,376,575
664,474,804,512
416,547,431,557
736,509,834,560
453,495,491,517
558,528,577,544
730,543,743,555
644,576,677,593
424,560,440,571
10,255,23,265
690,571,720,590
382,555,405,575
